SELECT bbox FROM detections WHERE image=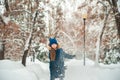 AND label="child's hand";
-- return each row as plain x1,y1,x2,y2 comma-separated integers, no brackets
72,55,76,58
